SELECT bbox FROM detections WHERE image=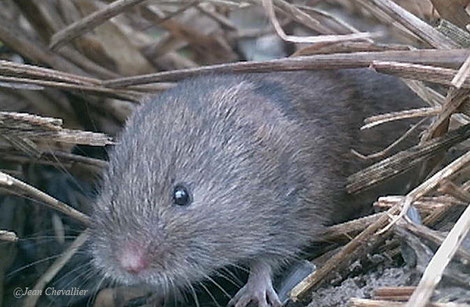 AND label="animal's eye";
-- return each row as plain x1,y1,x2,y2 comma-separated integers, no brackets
173,184,191,206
